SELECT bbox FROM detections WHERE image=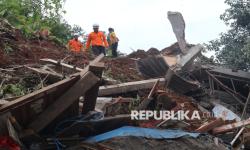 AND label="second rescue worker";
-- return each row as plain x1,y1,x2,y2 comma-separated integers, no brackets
86,24,109,56
67,34,84,52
